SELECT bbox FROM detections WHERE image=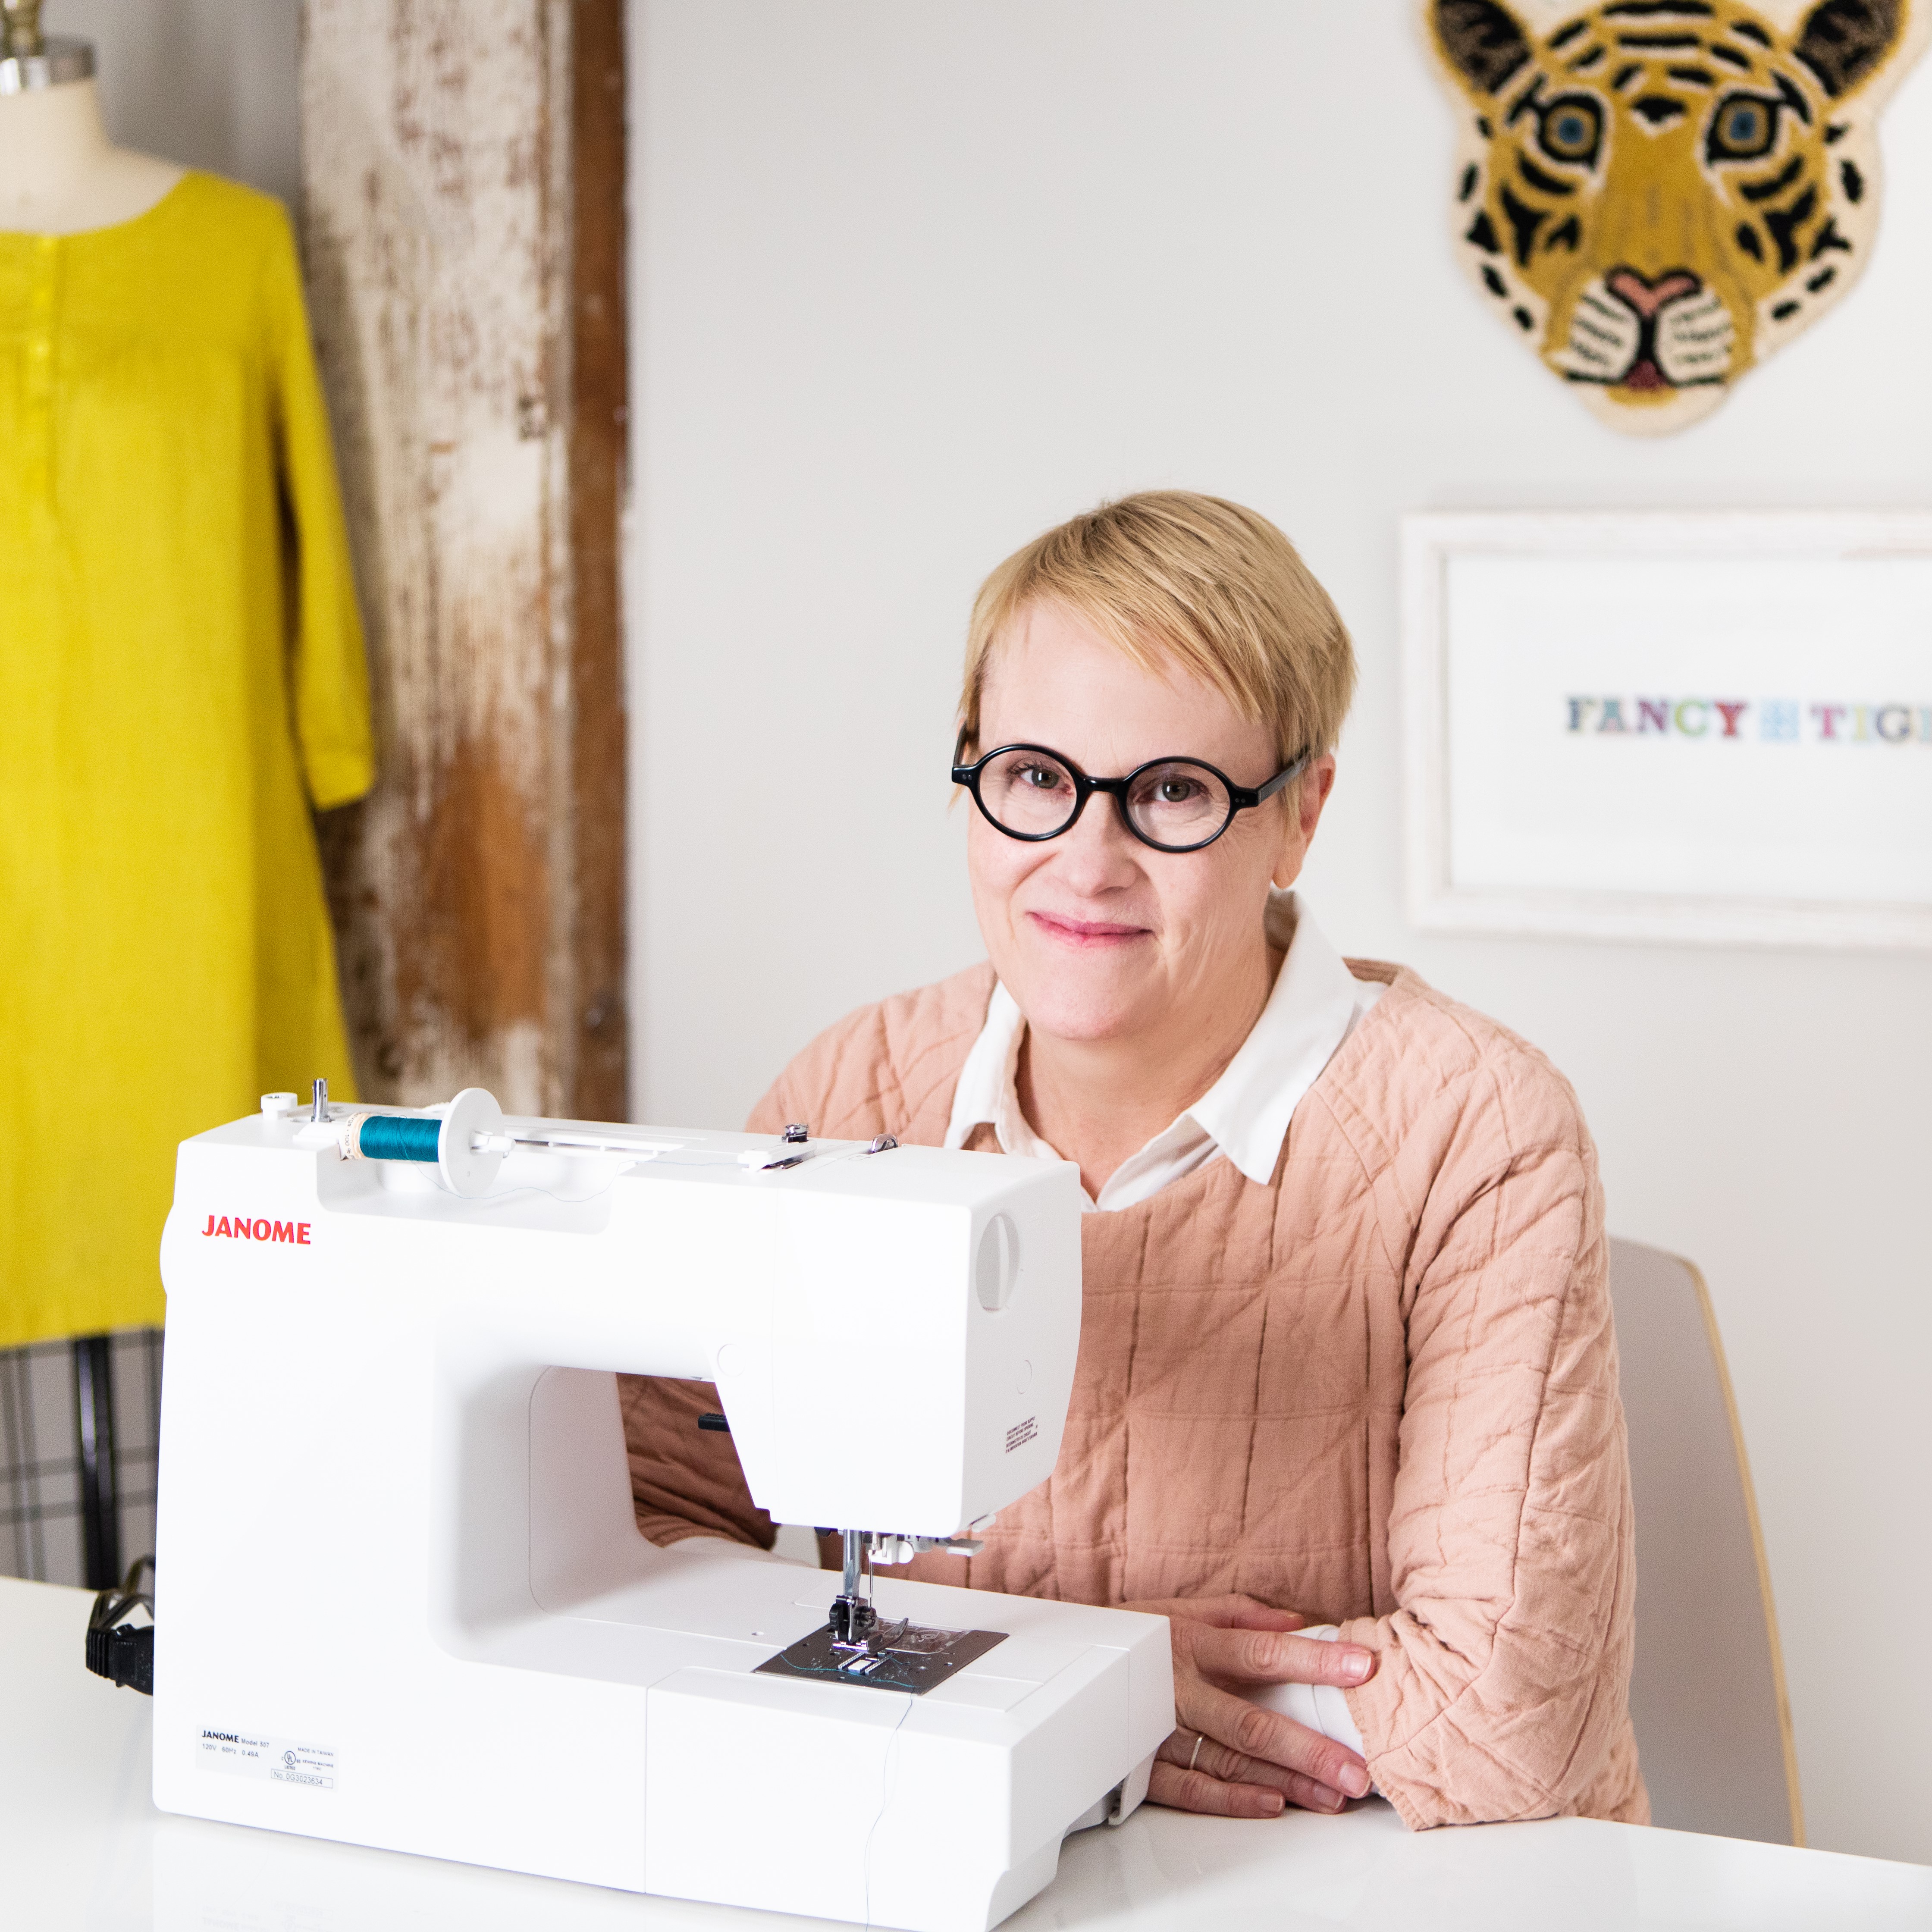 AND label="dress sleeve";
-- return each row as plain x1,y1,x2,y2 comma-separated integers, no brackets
265,205,374,810
1336,1064,1638,1828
